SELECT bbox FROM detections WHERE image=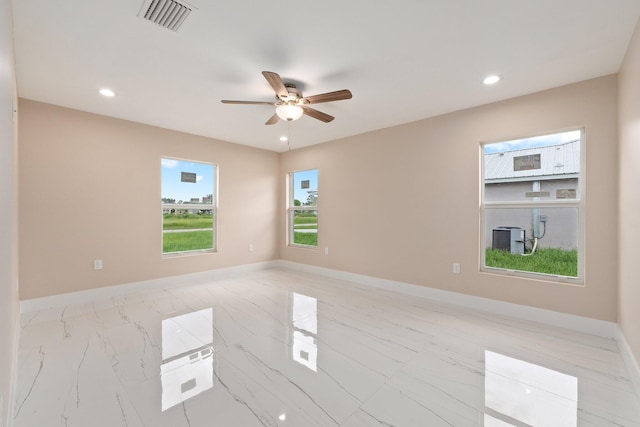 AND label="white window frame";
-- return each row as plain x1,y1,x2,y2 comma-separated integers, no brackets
161,157,217,256
479,129,585,284
288,169,318,248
